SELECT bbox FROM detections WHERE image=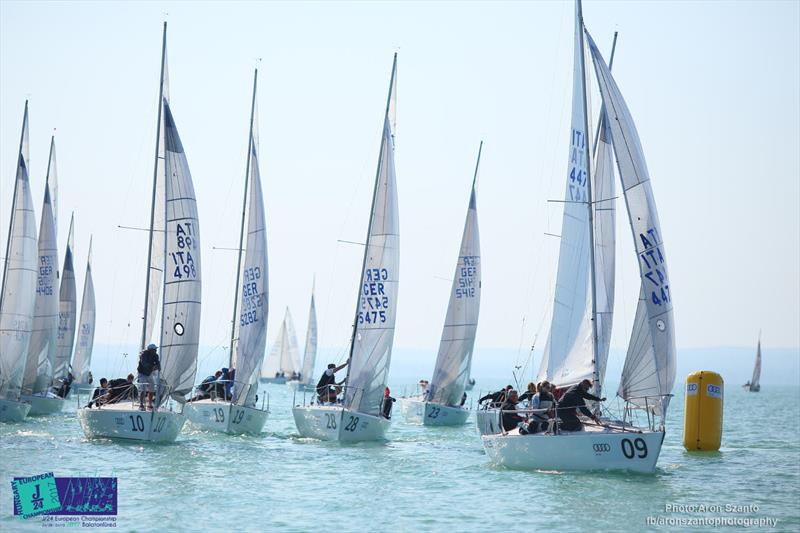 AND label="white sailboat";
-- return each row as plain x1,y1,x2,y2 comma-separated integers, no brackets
260,307,300,384
482,3,676,473
78,22,202,442
54,213,77,395
71,237,96,392
288,283,318,391
293,54,400,442
0,102,37,423
744,335,761,392
401,143,482,426
185,69,269,435
21,138,63,415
